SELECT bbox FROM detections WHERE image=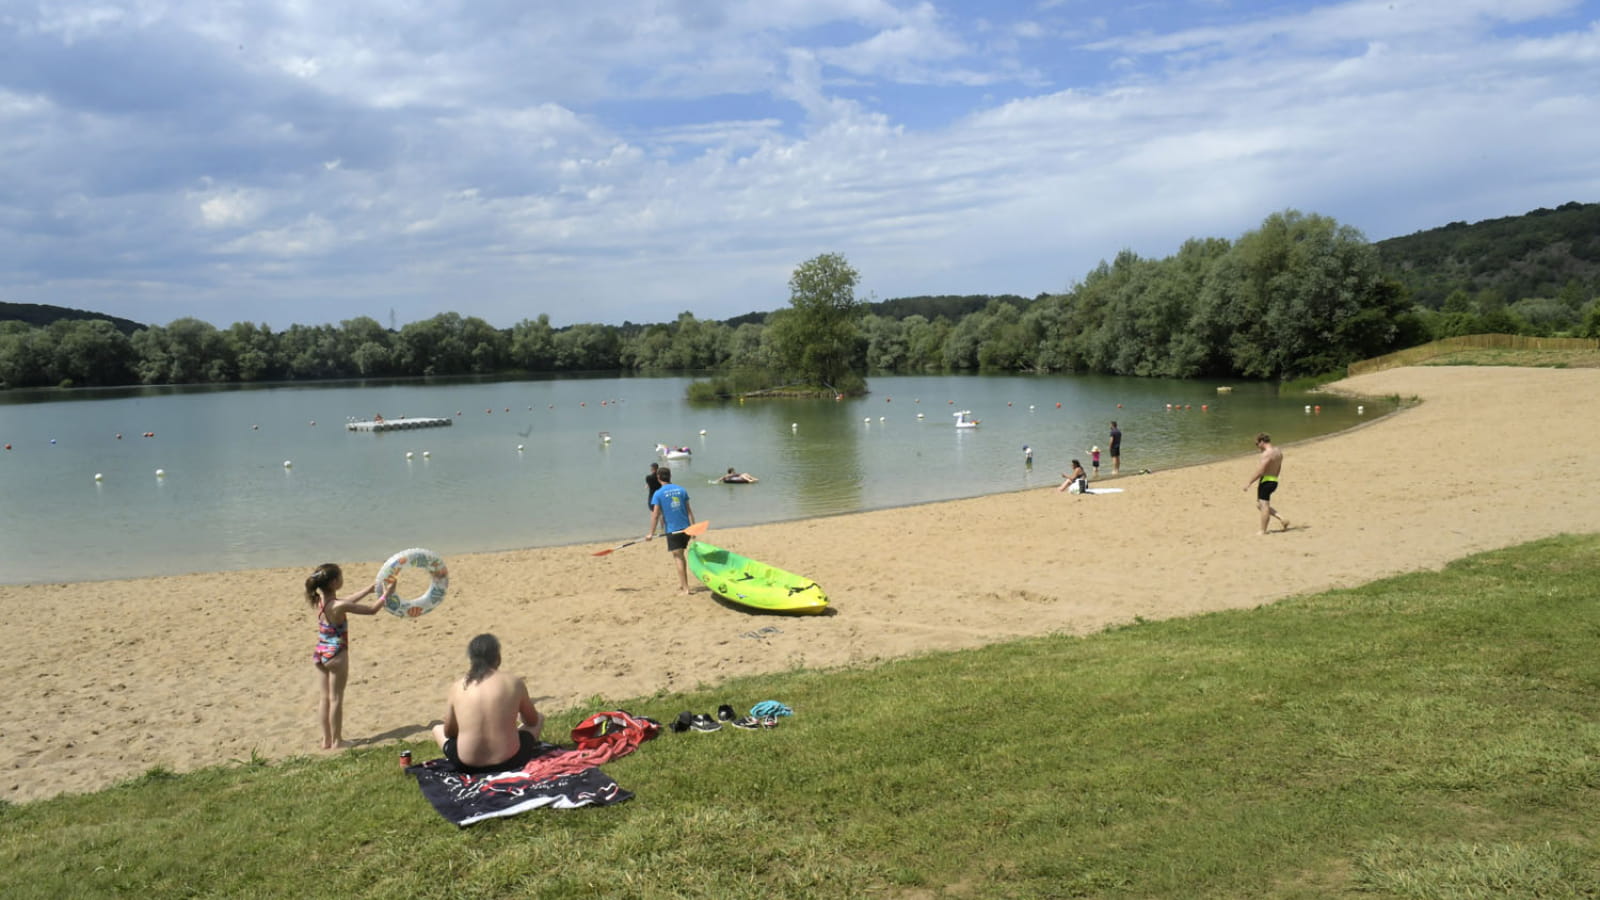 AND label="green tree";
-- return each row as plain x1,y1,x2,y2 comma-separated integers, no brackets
765,252,865,391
